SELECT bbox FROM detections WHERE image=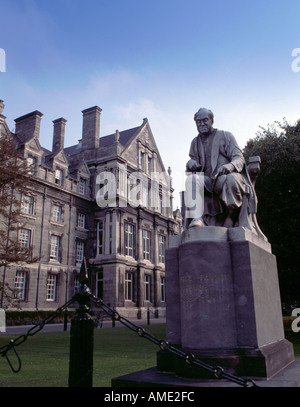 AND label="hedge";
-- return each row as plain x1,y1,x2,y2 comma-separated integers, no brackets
5,310,76,326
